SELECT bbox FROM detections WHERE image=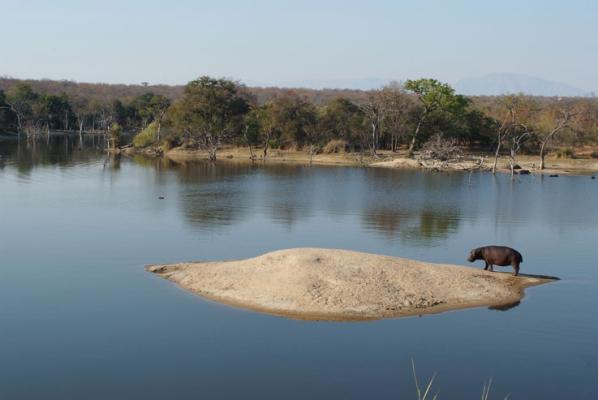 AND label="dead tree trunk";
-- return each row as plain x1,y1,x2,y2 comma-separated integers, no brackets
509,131,530,177
243,126,256,161
370,121,377,156
492,107,517,175
408,113,426,158
538,110,575,170
206,133,219,161
78,119,84,148
262,129,272,159
492,139,501,175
